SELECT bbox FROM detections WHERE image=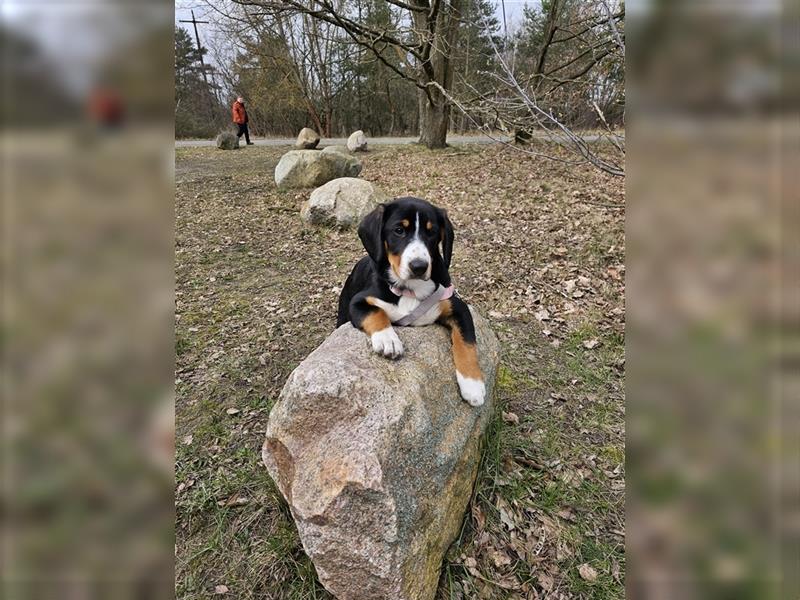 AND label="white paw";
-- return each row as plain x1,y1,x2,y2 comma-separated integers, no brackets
371,327,404,359
457,372,486,407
